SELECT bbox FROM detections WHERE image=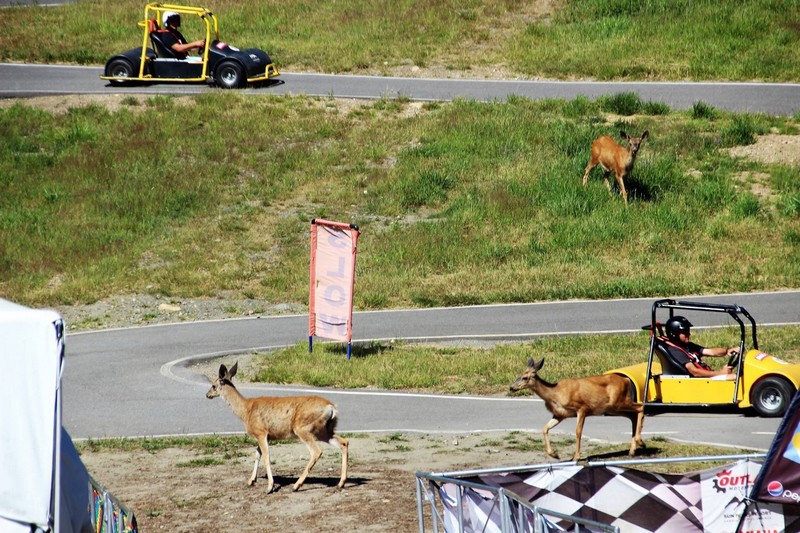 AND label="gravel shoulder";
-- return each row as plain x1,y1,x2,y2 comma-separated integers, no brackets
78,430,601,532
